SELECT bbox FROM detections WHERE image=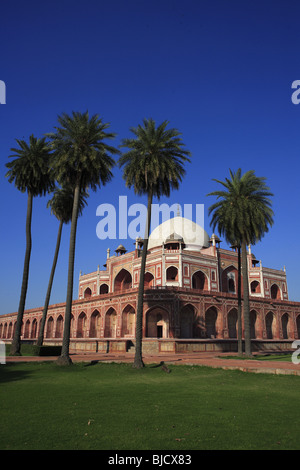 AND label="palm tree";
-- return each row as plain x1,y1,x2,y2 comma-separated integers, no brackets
119,118,191,368
231,241,243,355
209,210,243,353
47,111,118,365
5,135,54,355
207,169,274,356
36,186,88,347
